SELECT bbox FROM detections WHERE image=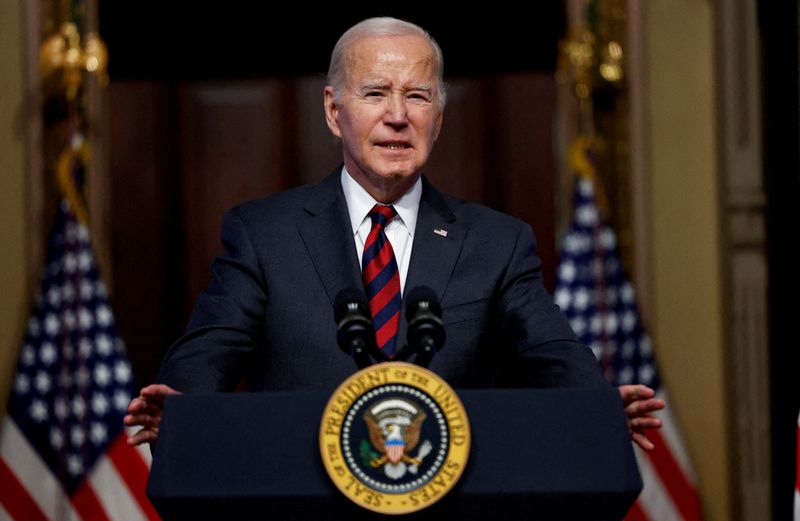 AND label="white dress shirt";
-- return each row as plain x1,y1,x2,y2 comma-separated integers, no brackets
341,167,421,295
